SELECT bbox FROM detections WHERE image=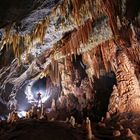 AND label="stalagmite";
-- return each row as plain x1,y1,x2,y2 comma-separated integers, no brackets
7,110,19,123
86,117,94,140
65,117,69,123
113,130,121,137
105,111,111,120
108,52,140,115
40,104,44,119
25,111,30,119
51,99,56,111
98,121,106,128
125,128,137,140
69,116,75,127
